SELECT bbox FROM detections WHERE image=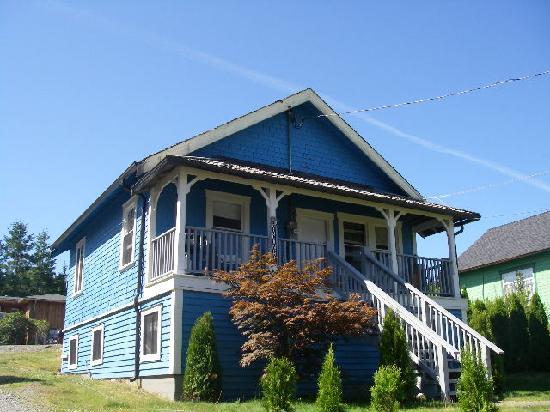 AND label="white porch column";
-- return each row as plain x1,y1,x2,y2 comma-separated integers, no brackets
174,171,201,274
379,208,401,275
440,218,461,298
255,186,288,257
